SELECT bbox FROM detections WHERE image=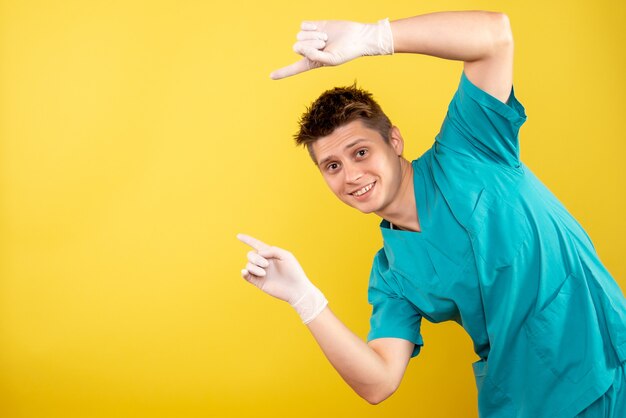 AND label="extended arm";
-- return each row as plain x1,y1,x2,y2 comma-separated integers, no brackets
237,234,414,404
391,11,513,102
307,308,414,404
271,10,513,102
